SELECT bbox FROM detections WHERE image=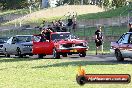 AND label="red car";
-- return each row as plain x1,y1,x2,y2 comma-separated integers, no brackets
32,32,88,59
110,32,132,61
